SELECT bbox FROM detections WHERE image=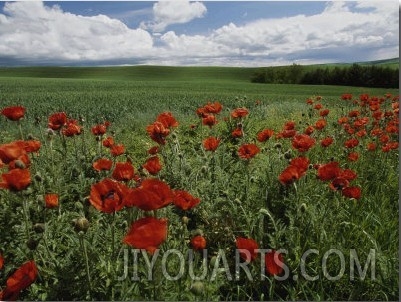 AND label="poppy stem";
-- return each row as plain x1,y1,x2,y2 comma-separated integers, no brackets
79,234,92,299
18,120,24,140
22,198,31,242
